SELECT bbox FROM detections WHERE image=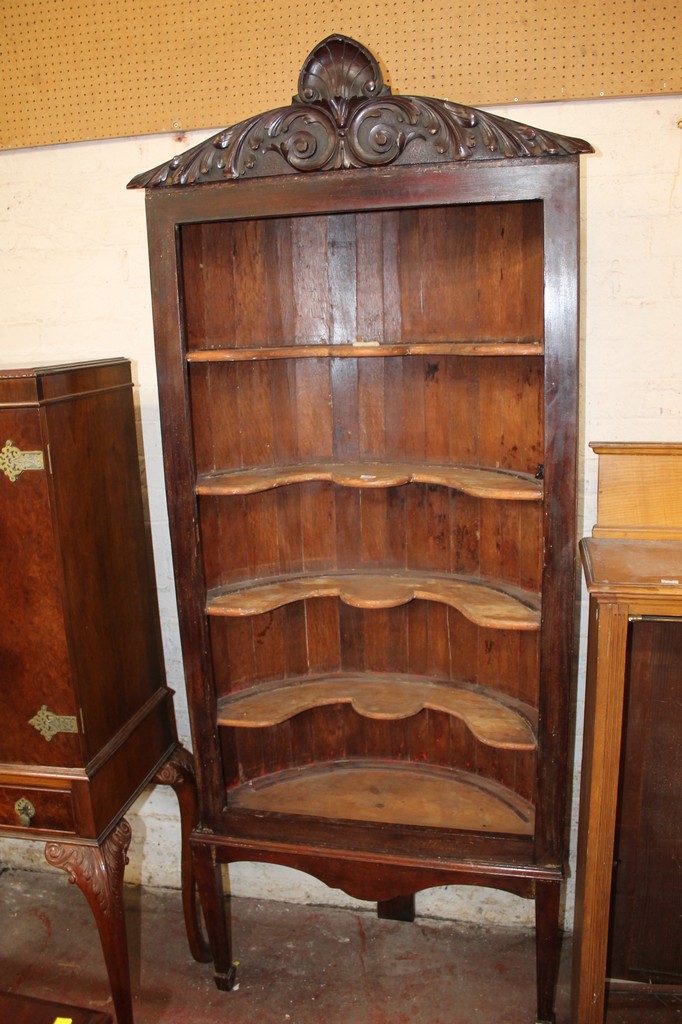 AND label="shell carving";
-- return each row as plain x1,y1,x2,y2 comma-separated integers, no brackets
298,35,385,120
128,35,592,188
